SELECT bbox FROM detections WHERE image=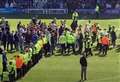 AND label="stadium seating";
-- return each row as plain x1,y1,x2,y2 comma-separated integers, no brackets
0,0,120,9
